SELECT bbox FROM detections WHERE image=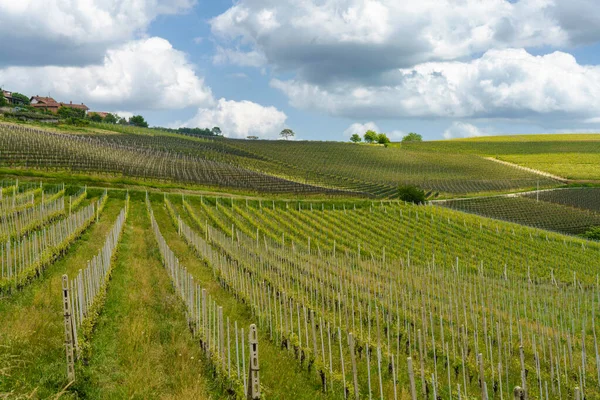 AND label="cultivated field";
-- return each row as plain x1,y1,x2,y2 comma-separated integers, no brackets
0,121,599,400
404,134,600,181
0,122,562,197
